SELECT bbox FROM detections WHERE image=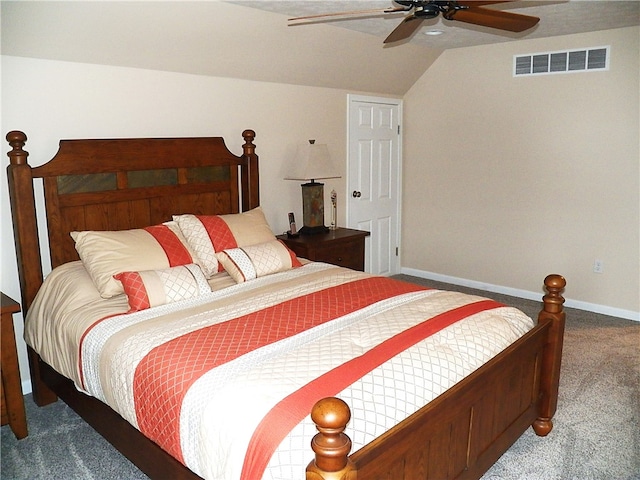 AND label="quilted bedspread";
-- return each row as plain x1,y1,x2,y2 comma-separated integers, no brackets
26,262,534,480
